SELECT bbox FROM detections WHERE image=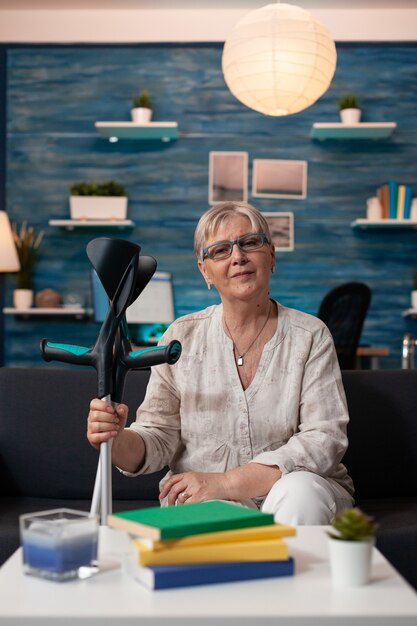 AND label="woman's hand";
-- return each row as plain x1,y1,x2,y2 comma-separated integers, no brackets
159,471,230,506
159,464,282,505
87,398,128,450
